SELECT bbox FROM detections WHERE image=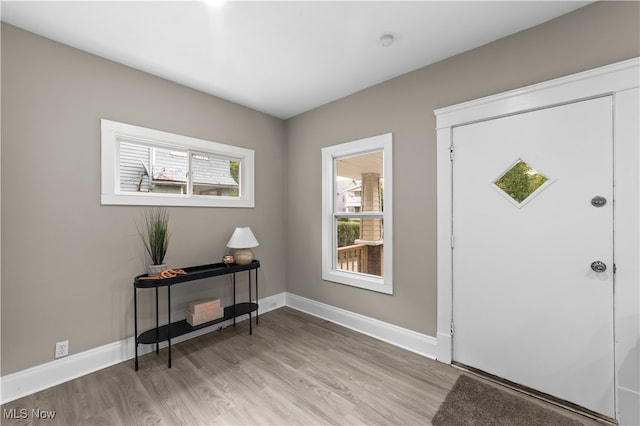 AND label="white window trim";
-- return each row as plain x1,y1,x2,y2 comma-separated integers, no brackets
101,119,255,207
321,133,393,294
